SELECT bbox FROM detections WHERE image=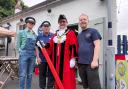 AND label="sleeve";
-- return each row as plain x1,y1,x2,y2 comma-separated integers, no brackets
35,36,39,47
46,35,54,56
91,29,102,41
69,31,78,59
45,33,54,49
